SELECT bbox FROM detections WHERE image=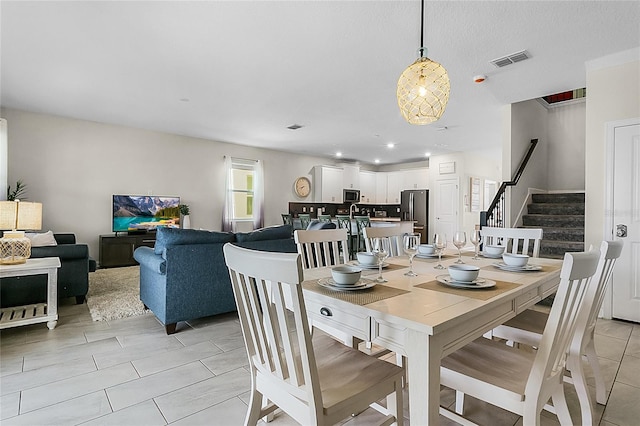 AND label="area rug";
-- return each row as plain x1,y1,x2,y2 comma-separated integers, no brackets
87,266,149,321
